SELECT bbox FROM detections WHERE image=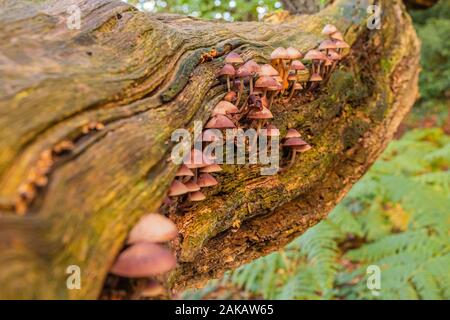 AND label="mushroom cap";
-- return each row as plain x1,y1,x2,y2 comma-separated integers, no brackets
127,213,178,244
285,128,302,139
273,75,283,83
236,65,252,77
168,180,189,196
309,73,323,82
259,64,279,77
304,50,327,61
247,107,273,120
293,144,312,152
224,52,244,64
243,60,261,74
255,76,278,88
184,180,201,192
197,173,219,187
202,129,223,142
334,40,350,49
324,58,333,66
293,82,303,90
270,47,289,60
263,124,280,137
200,164,222,173
110,243,176,278
290,60,306,70
213,100,239,115
327,50,341,61
205,114,236,129
223,91,237,102
330,31,344,41
175,164,194,177
319,39,338,51
188,191,206,202
322,24,338,35
283,137,308,147
219,64,236,76
286,47,303,59
268,82,283,91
